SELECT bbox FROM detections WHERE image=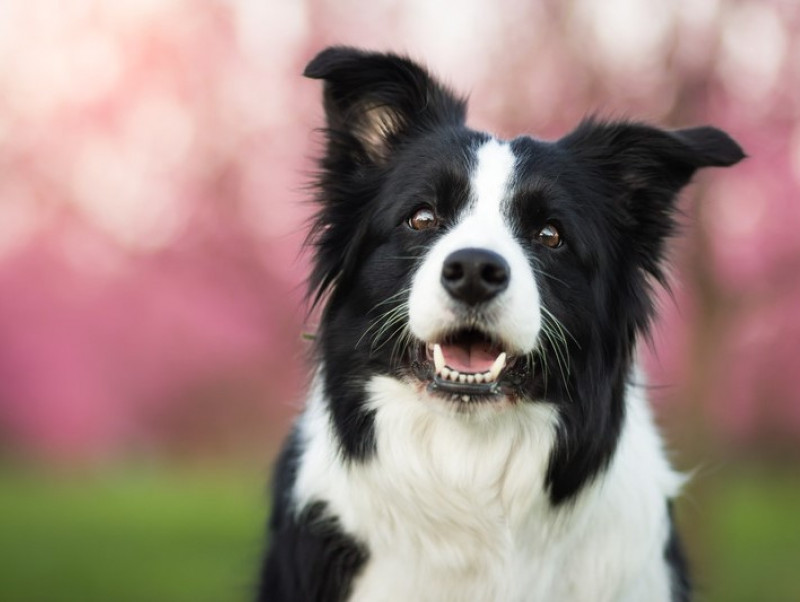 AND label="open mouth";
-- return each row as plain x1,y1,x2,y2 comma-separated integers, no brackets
415,329,522,401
